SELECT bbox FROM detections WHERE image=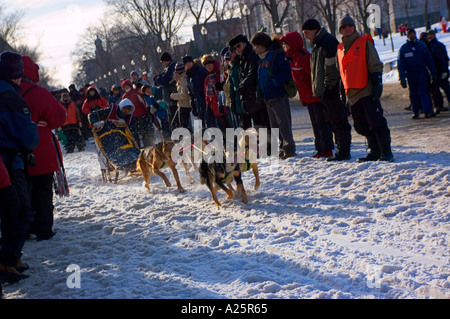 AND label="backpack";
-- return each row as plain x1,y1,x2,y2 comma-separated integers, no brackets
267,50,297,99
